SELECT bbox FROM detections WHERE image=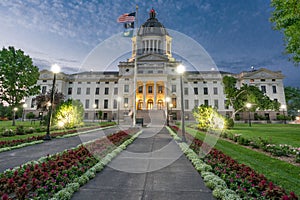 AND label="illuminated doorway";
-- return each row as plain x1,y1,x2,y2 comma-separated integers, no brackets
147,99,153,110
137,99,143,110
157,99,163,110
